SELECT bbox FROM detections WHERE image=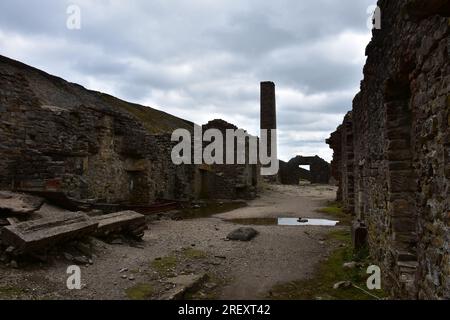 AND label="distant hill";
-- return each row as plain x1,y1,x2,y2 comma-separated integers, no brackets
0,55,193,134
